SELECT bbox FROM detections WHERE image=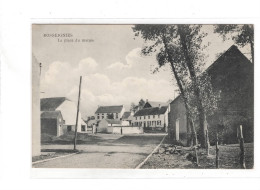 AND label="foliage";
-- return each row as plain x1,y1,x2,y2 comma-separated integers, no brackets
214,24,254,63
139,99,146,108
107,113,114,119
133,24,219,147
130,102,137,112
